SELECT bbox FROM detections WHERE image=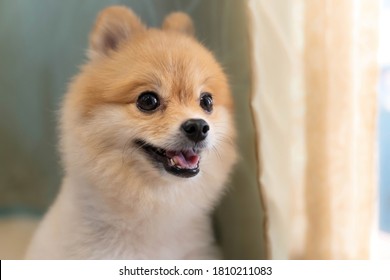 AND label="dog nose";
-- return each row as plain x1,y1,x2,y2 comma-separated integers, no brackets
181,119,209,142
